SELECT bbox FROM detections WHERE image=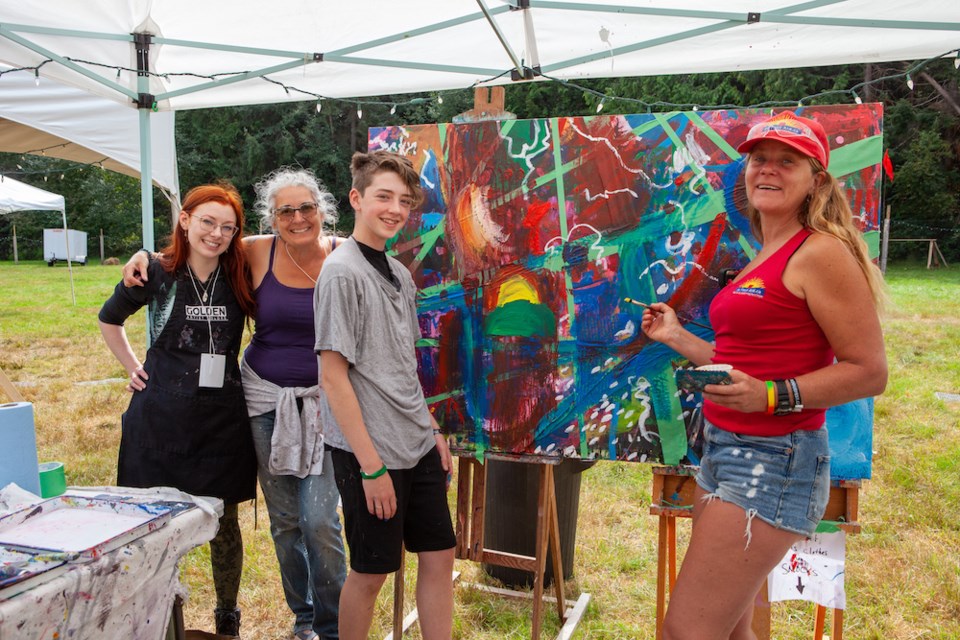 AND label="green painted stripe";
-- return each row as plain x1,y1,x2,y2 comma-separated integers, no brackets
828,135,883,179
